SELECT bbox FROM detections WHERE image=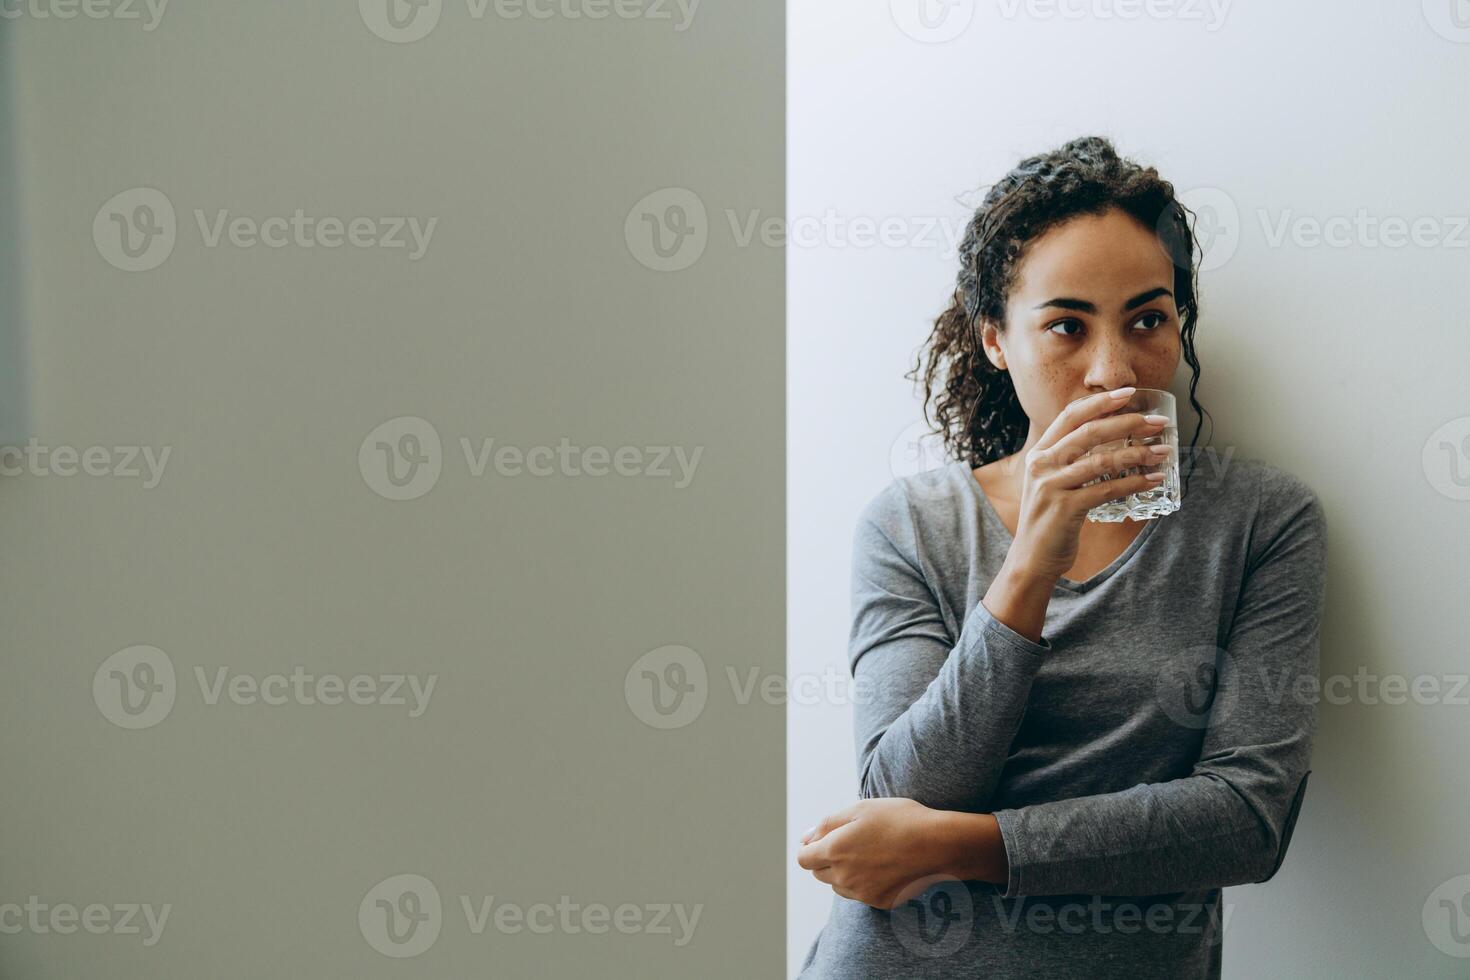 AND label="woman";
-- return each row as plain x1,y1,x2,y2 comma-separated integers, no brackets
795,136,1325,979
